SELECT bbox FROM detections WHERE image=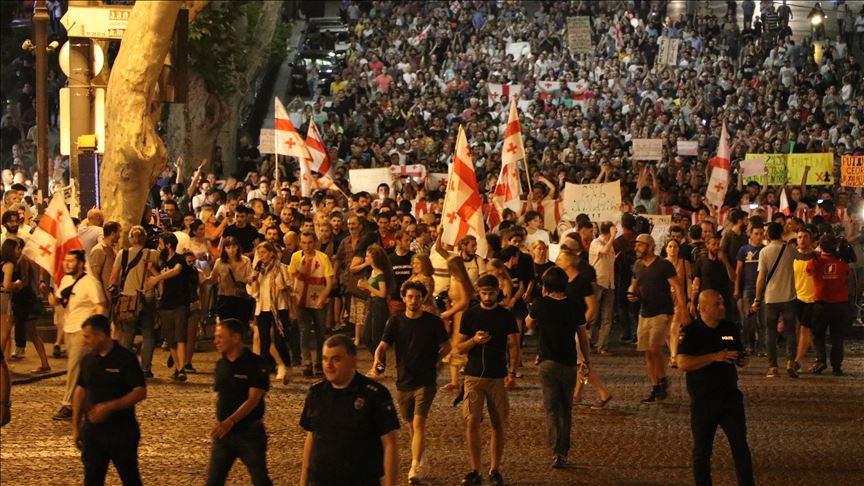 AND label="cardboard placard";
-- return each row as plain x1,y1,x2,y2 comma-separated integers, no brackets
567,17,592,54
742,153,787,186
562,180,621,223
632,138,664,160
841,155,864,187
349,168,395,195
786,153,834,186
740,158,767,178
677,140,698,156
